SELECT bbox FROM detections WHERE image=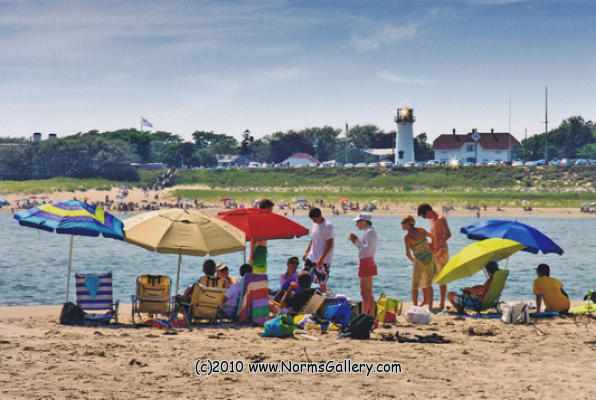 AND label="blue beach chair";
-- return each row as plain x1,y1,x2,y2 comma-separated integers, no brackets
75,272,119,324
